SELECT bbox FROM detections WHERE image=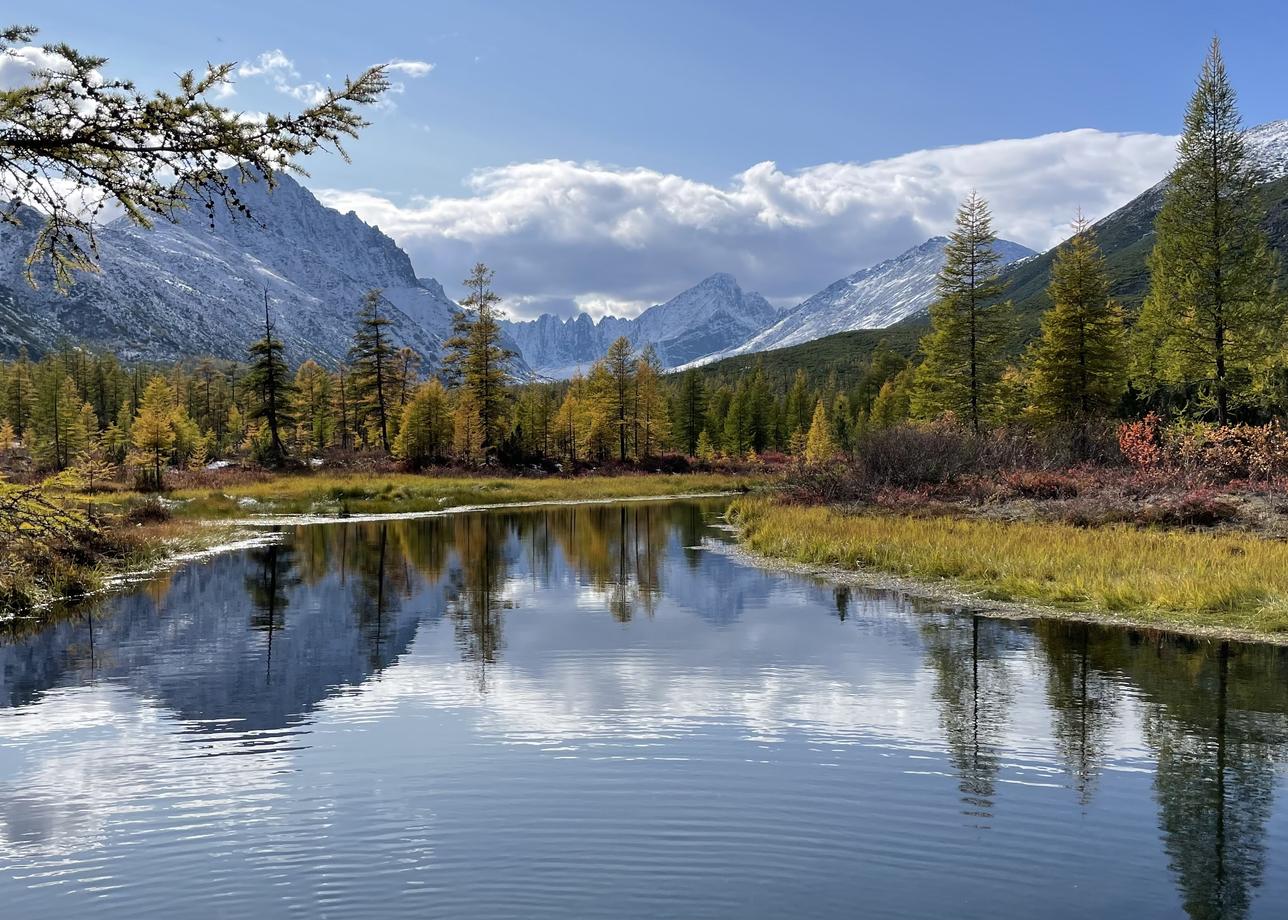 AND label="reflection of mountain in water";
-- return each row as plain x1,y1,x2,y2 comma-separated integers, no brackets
0,525,434,729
